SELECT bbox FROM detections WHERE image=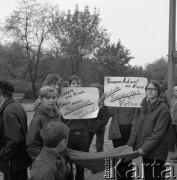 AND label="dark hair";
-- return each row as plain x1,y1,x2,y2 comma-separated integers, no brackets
90,83,104,93
145,80,162,96
43,74,62,86
0,81,14,98
41,121,69,148
68,75,81,85
62,81,69,87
